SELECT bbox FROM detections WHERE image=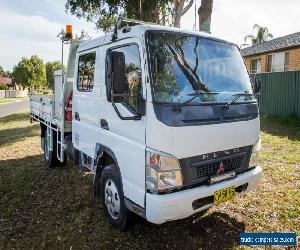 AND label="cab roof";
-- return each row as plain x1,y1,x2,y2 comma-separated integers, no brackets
77,23,233,53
